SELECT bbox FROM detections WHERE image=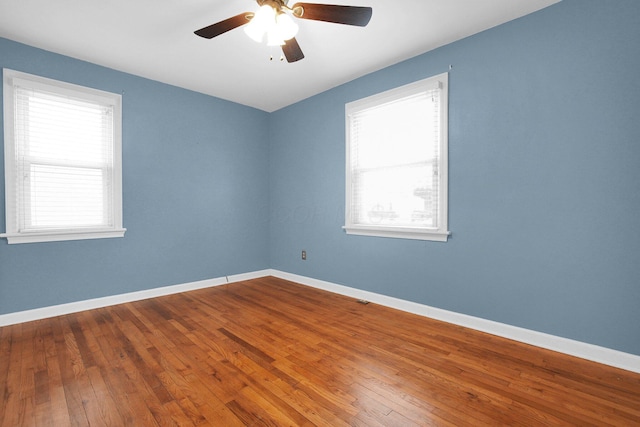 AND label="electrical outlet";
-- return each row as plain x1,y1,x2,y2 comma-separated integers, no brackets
301,250,306,260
